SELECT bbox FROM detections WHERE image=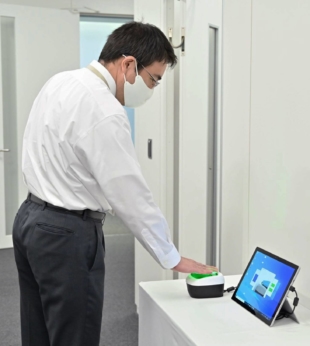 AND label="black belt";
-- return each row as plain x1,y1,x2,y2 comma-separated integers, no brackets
28,193,106,223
